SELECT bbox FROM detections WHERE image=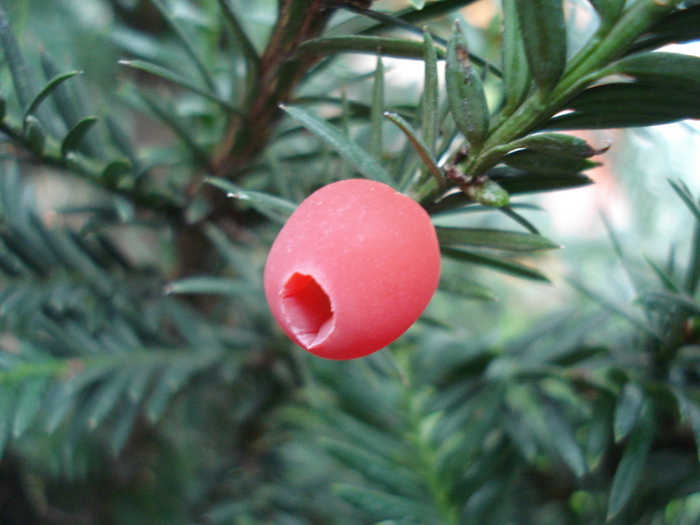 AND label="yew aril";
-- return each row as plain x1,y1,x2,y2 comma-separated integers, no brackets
264,179,441,360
